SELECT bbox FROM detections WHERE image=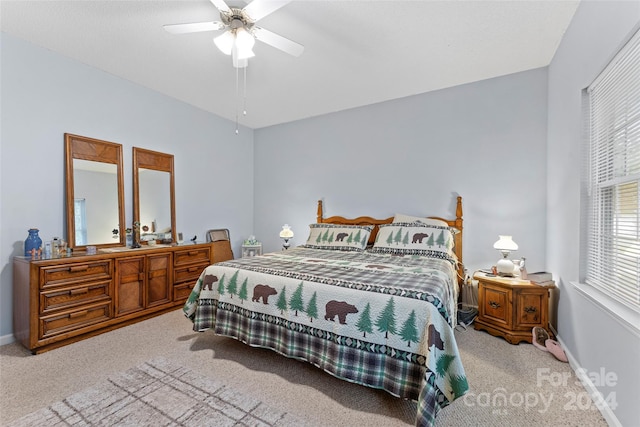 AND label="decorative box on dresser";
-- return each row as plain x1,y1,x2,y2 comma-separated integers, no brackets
473,272,553,345
13,242,214,354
